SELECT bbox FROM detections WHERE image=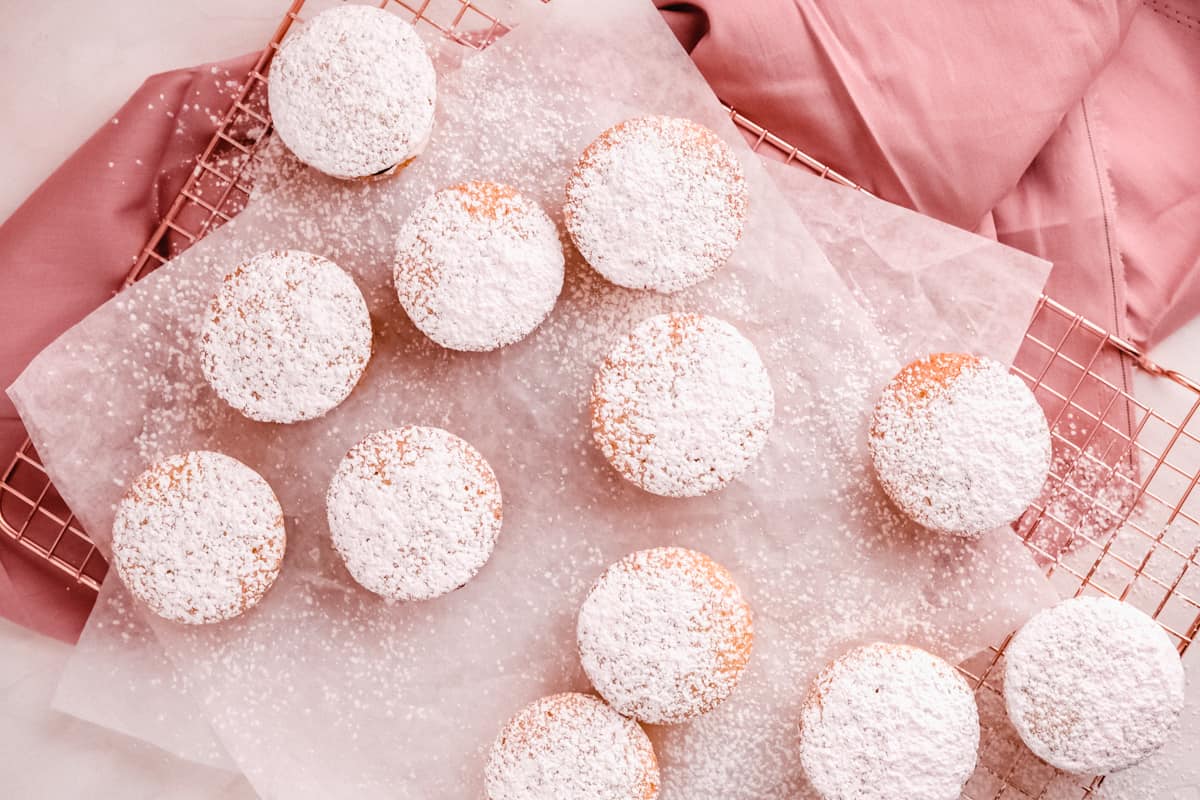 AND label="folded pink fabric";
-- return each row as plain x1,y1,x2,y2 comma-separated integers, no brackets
658,0,1200,352
1088,3,1200,346
0,53,258,642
